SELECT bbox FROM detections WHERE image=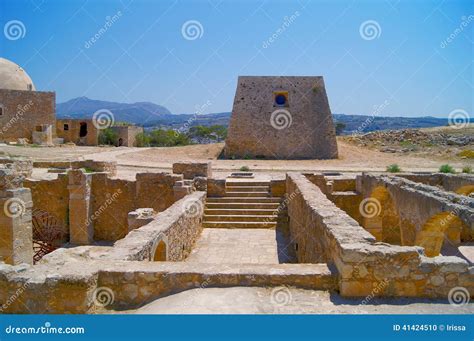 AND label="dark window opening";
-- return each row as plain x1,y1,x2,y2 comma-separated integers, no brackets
275,94,286,106
118,138,124,146
35,126,42,132
63,124,69,131
274,91,289,107
79,122,88,137
0,107,3,116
